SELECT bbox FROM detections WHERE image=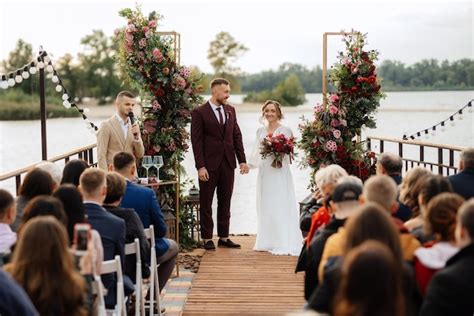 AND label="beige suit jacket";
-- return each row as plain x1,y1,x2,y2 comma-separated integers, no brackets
96,116,145,170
